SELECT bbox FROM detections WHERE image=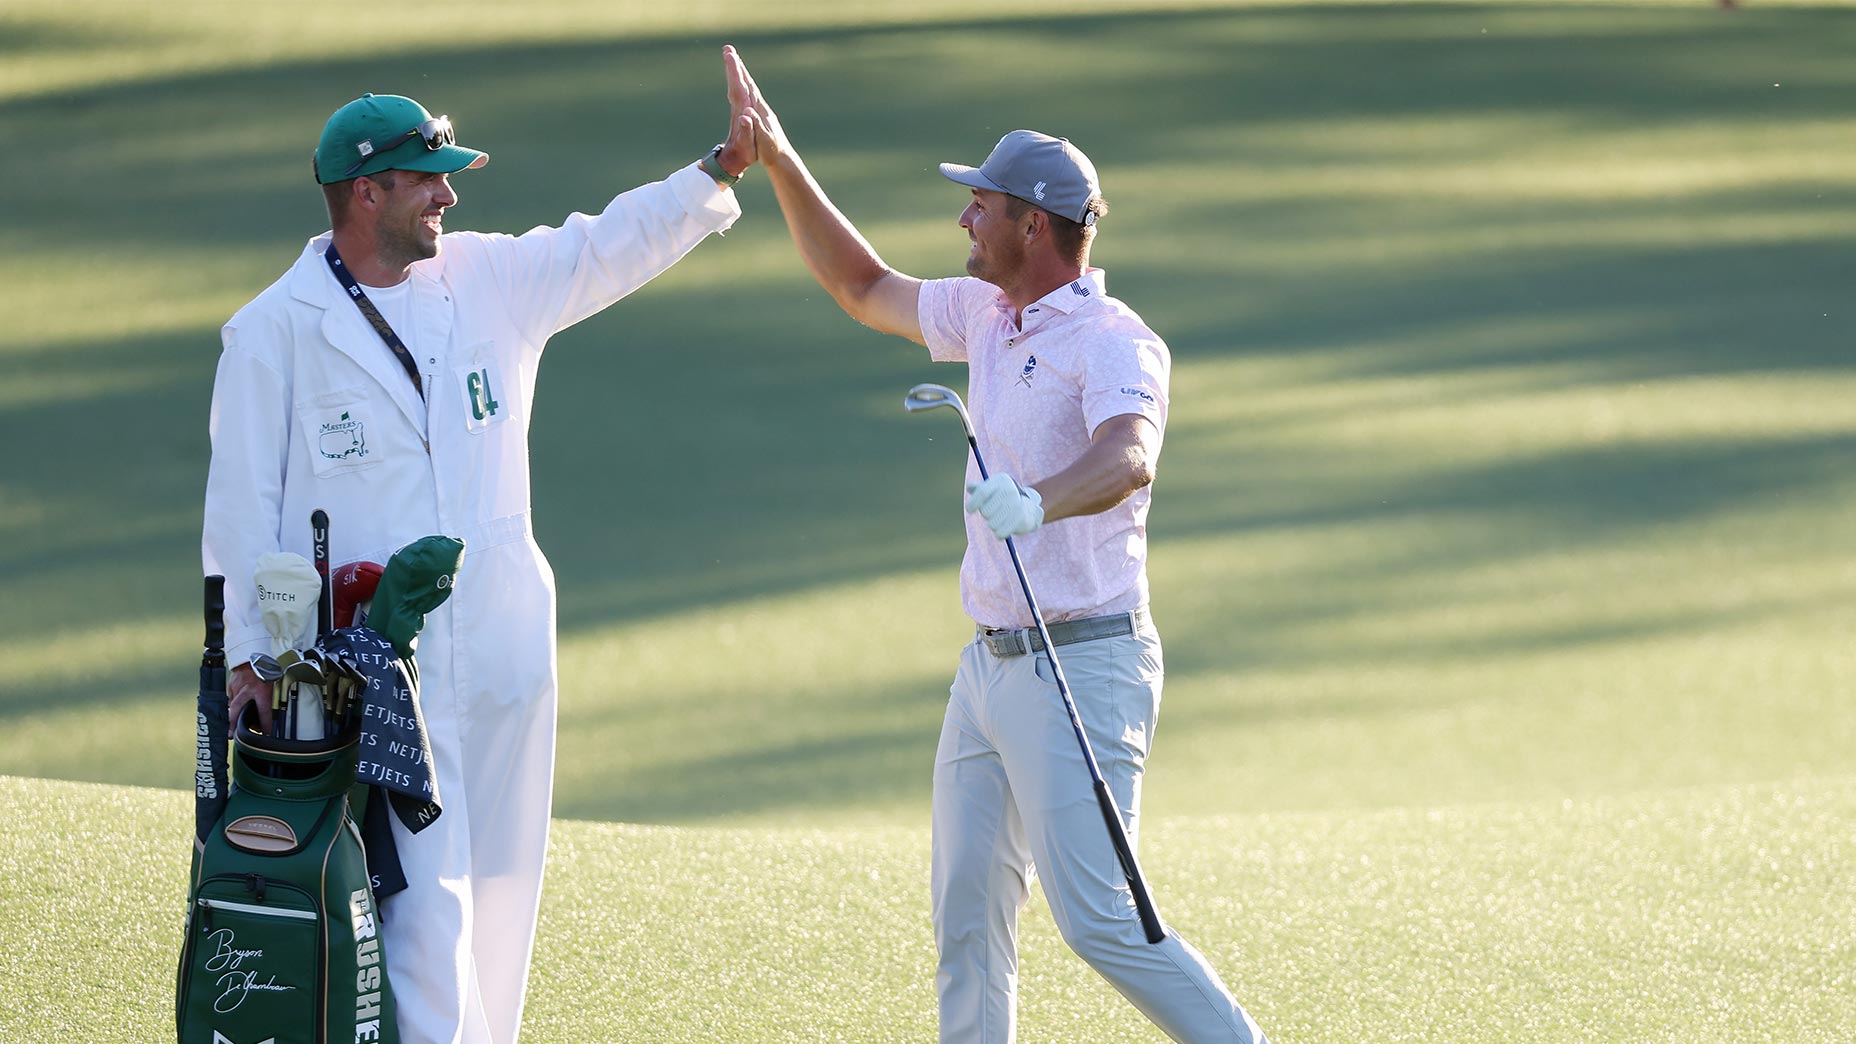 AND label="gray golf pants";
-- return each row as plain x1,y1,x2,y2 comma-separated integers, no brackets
931,621,1269,1044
